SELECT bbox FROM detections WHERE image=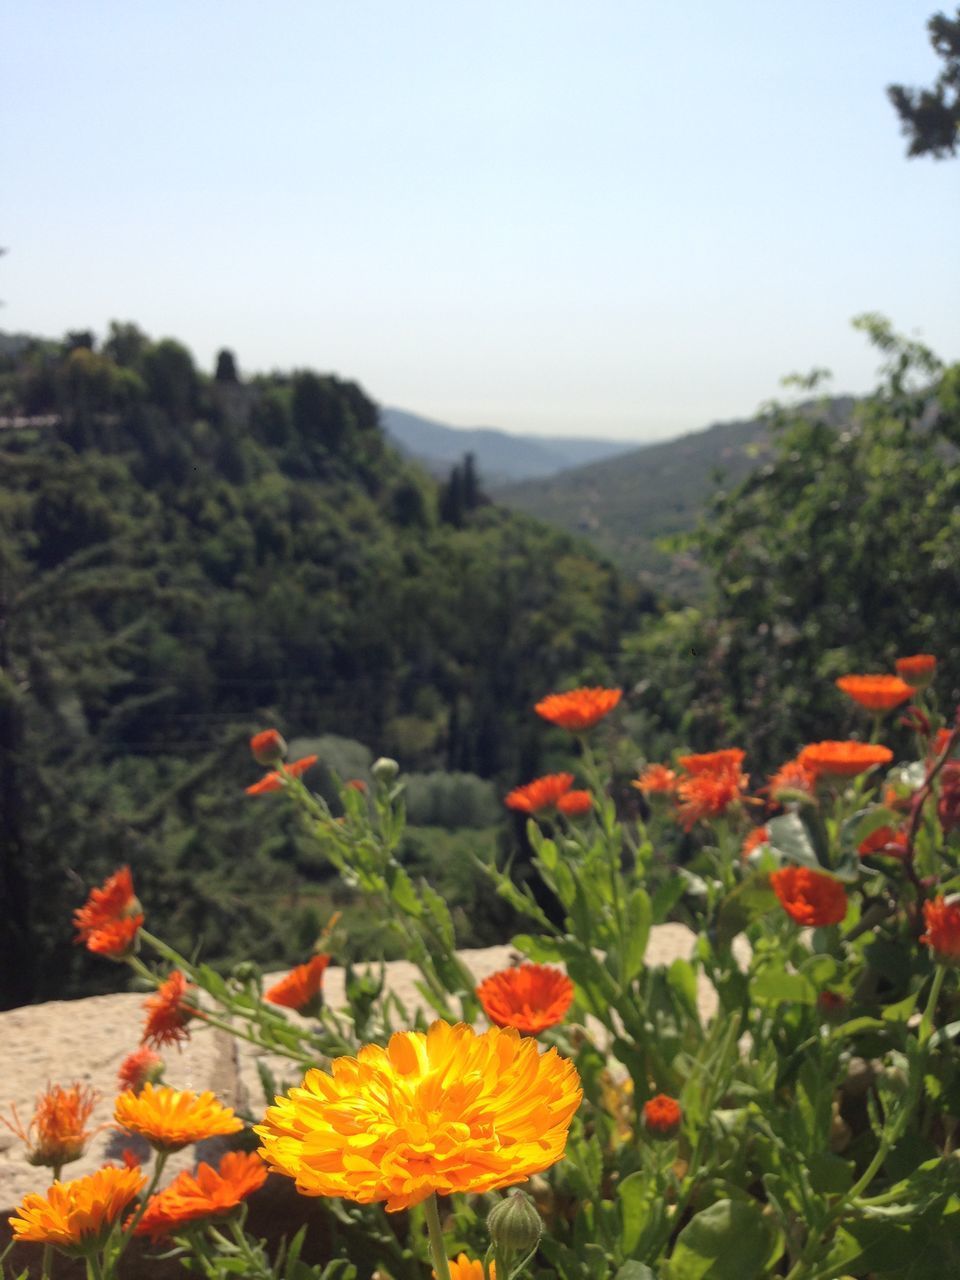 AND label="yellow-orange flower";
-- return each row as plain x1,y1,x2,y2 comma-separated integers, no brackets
895,654,936,686
9,1165,146,1251
632,763,678,795
134,1151,268,1241
770,866,847,927
534,687,621,732
74,867,143,957
1,1083,100,1170
798,741,893,777
836,674,914,712
142,971,196,1049
504,773,574,813
920,896,960,962
255,1020,581,1212
476,964,575,1034
114,1083,242,1152
245,754,318,796
265,954,331,1014
444,1257,495,1280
